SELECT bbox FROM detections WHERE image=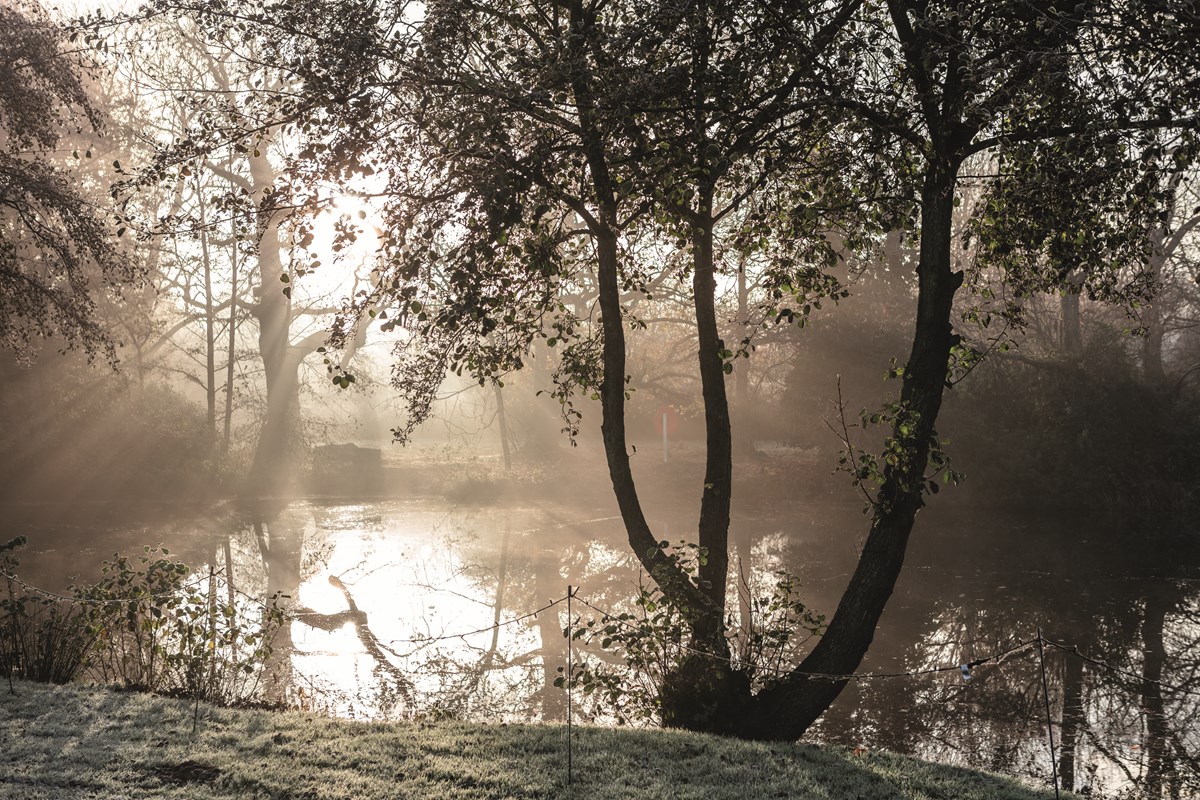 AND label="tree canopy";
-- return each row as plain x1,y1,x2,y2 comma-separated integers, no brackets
0,0,135,363
108,0,1200,740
